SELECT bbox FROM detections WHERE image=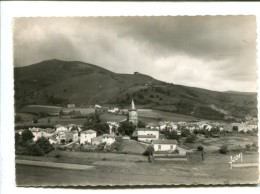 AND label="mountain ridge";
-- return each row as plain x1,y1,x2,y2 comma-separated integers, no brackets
14,59,257,120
